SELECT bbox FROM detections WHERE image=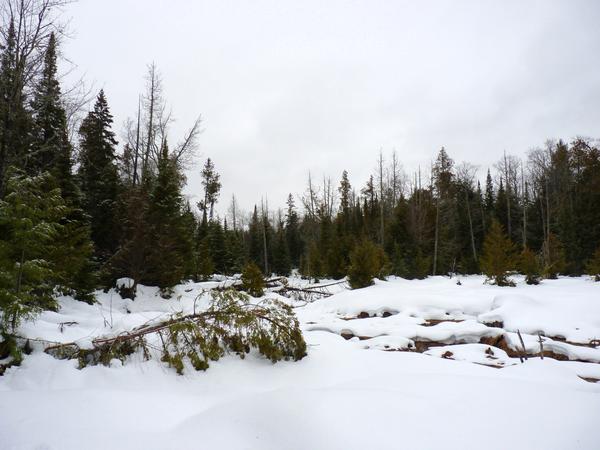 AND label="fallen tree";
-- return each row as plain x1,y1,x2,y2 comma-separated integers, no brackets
45,289,307,374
